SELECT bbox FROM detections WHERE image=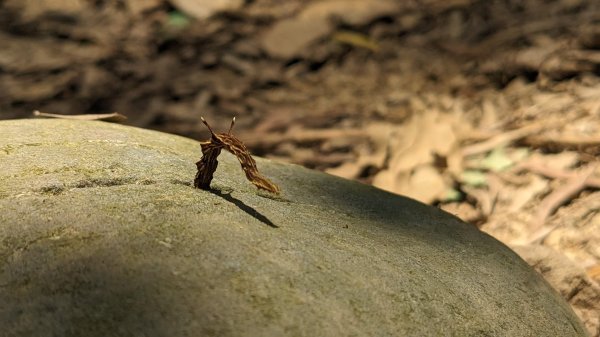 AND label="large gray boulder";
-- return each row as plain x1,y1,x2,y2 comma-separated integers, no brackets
0,119,589,337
